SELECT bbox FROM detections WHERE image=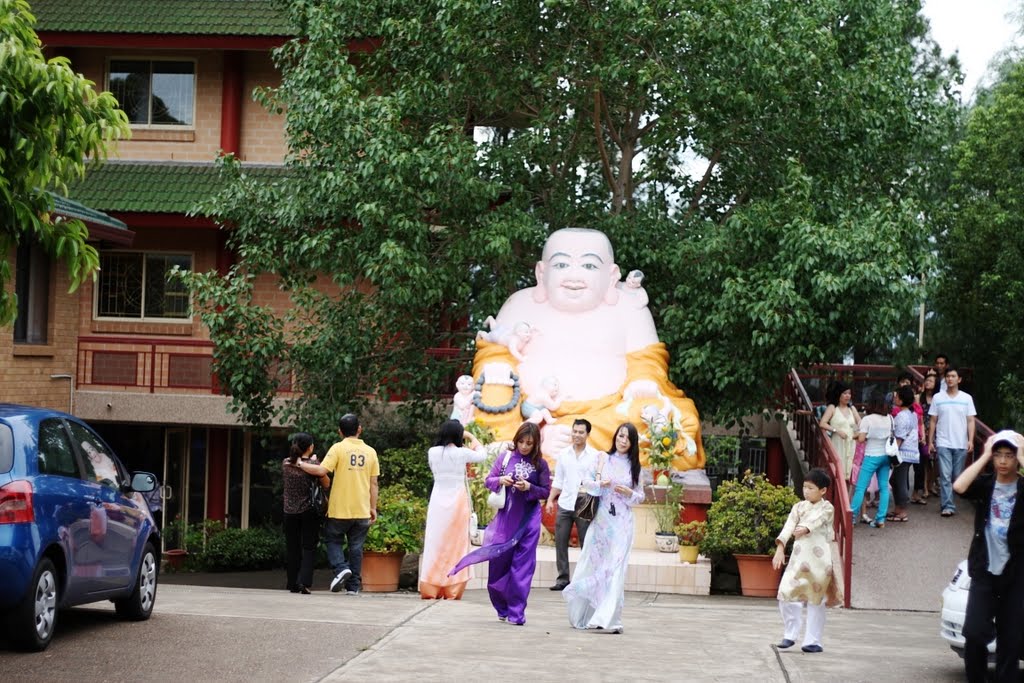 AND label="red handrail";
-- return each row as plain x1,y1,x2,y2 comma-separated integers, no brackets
784,369,853,608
